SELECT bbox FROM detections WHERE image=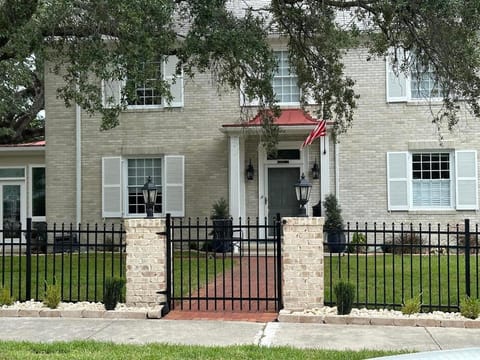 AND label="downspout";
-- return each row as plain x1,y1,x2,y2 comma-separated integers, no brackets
75,97,82,227
335,141,340,198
